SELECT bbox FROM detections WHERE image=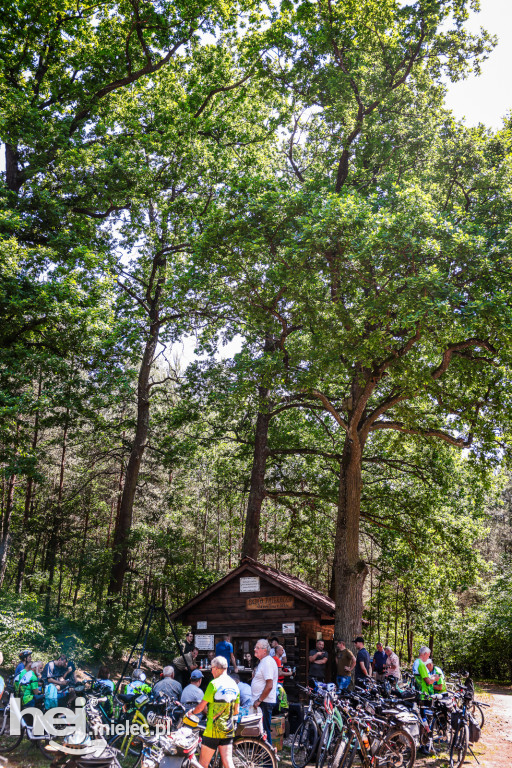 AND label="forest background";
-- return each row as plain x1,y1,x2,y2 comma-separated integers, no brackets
2,0,512,681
